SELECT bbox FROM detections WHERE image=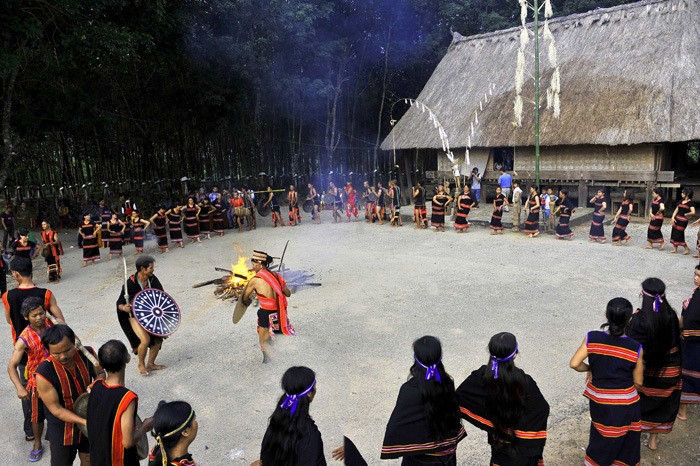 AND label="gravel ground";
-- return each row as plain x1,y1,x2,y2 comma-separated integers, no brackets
1,213,699,465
